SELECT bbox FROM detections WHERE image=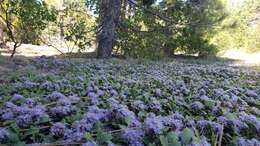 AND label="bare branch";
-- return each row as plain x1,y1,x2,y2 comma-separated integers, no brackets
39,37,66,56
